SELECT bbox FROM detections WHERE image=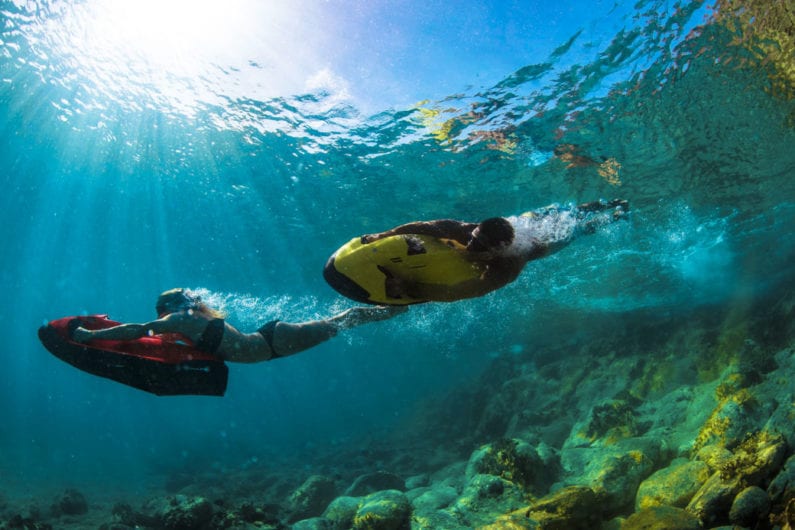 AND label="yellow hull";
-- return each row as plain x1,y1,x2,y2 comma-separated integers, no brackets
323,234,483,305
